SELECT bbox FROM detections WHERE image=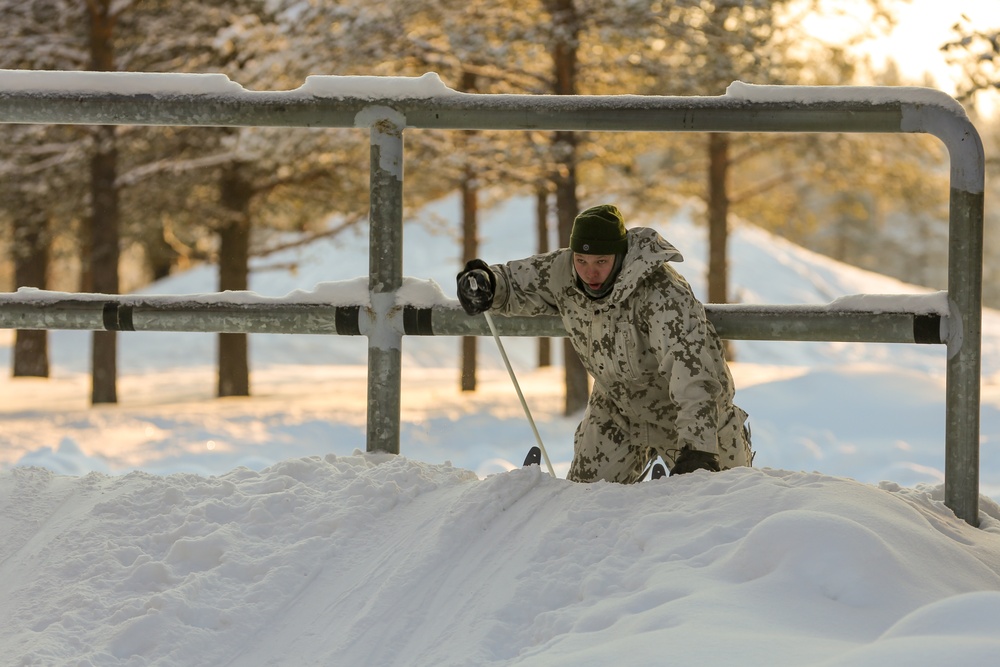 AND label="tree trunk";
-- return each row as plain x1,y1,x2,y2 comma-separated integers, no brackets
554,144,589,415
460,171,479,392
707,132,734,359
547,0,589,415
89,125,120,404
12,212,49,378
217,166,252,397
707,133,730,304
87,0,119,404
536,186,551,368
459,71,480,392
